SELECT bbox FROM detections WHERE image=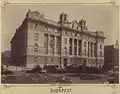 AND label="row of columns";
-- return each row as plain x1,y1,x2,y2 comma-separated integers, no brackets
47,35,59,55
88,42,95,57
45,34,96,57
69,38,96,57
